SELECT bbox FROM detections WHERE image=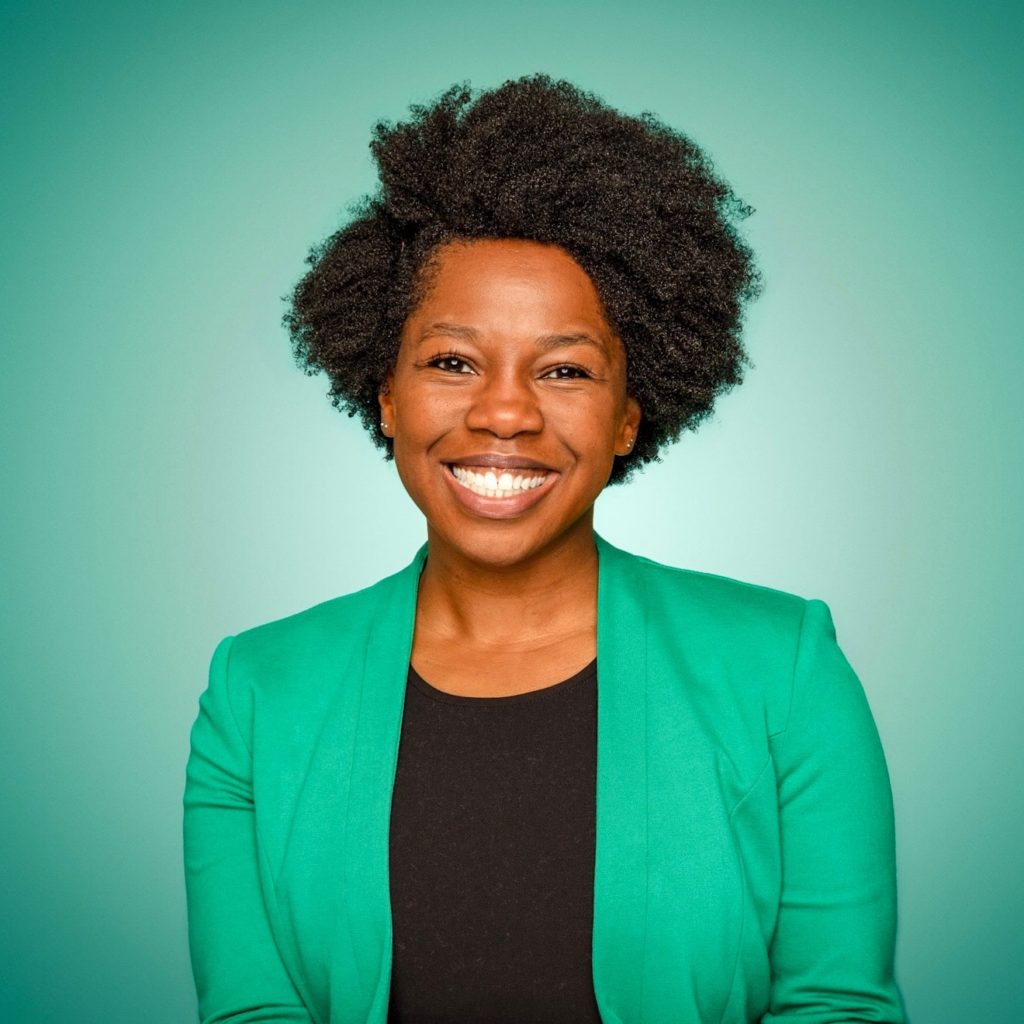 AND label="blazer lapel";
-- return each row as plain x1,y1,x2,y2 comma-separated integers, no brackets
284,545,424,1024
341,544,427,1022
592,533,650,1024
